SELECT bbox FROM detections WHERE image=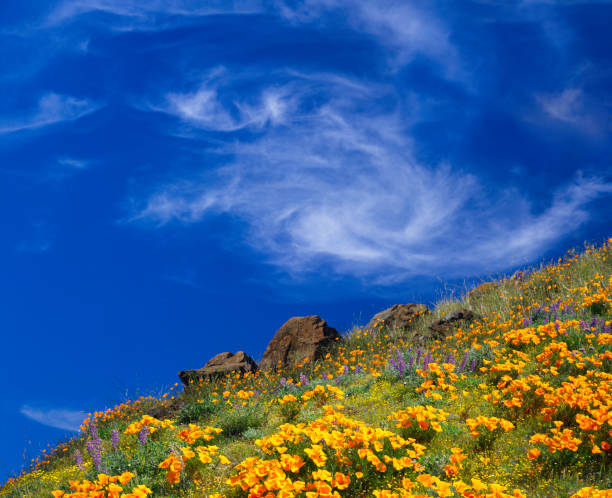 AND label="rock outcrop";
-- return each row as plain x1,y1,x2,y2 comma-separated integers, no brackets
178,351,258,388
426,308,481,341
259,316,340,371
366,303,430,332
